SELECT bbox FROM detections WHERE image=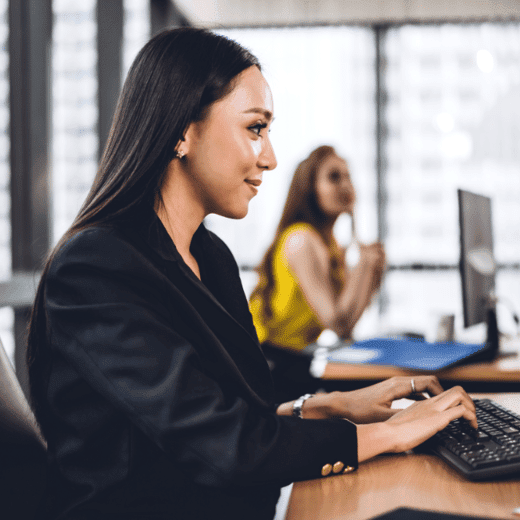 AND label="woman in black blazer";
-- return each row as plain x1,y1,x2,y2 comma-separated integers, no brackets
27,28,477,520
